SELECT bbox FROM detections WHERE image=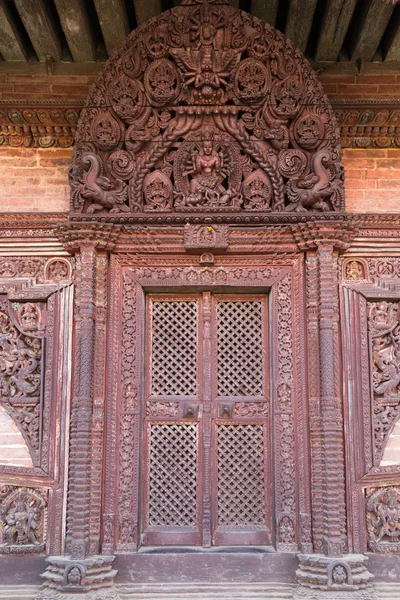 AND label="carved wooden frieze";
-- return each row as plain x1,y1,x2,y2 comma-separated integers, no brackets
70,0,344,222
0,486,48,553
366,486,400,553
